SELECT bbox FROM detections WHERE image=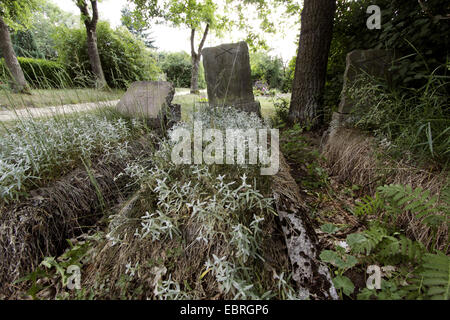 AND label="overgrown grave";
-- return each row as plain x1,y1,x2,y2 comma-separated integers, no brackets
9,47,338,299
